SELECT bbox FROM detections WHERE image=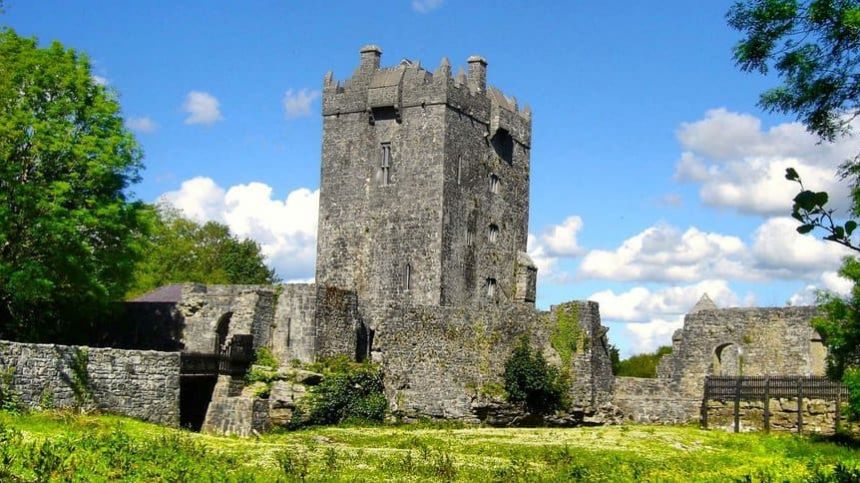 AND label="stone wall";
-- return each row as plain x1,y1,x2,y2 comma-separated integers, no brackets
704,397,844,434
201,375,270,437
612,377,699,424
366,300,613,422
0,340,180,426
271,284,317,363
667,306,823,397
